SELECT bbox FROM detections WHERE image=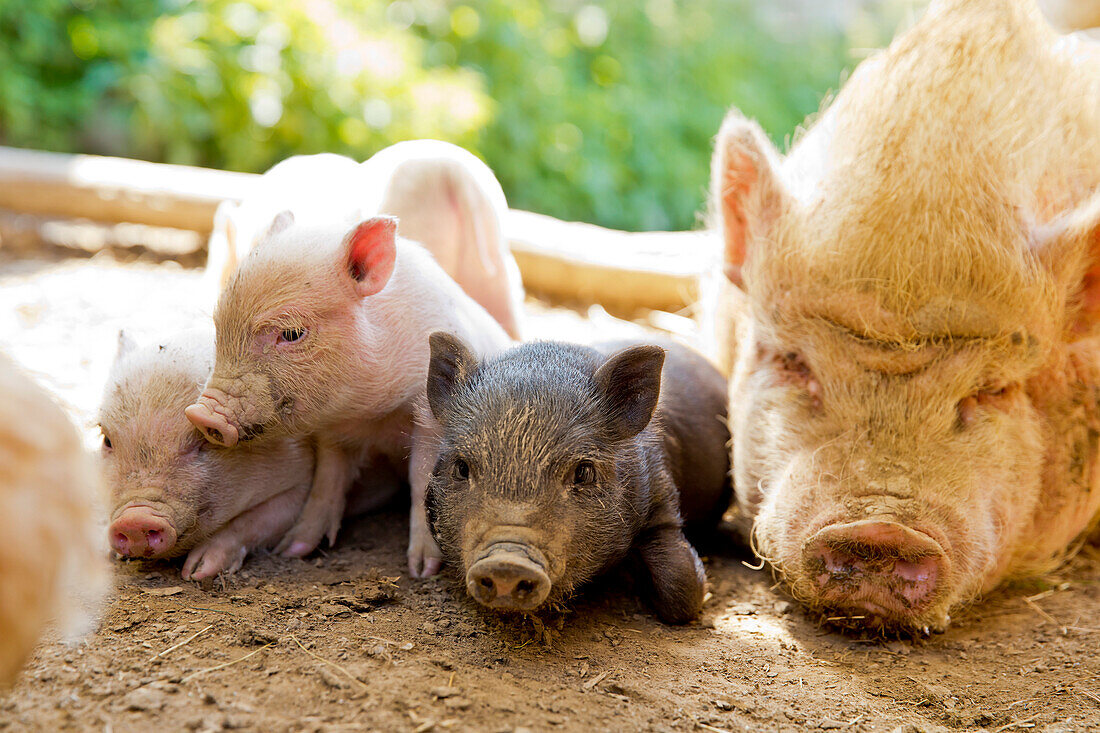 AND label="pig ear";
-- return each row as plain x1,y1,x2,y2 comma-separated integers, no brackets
712,111,789,289
426,331,478,419
258,209,294,245
594,345,665,440
344,217,397,297
114,330,137,363
1034,193,1100,338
